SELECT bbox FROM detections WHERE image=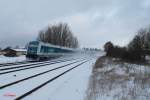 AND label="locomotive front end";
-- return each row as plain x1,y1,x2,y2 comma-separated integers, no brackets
26,41,40,61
